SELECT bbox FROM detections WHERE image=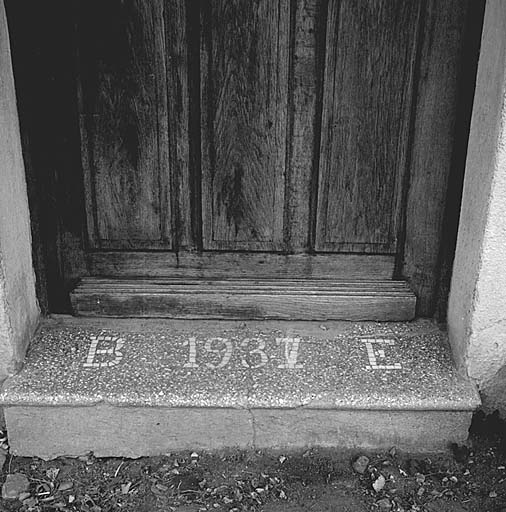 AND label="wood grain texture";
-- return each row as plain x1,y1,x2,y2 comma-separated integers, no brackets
317,0,420,253
77,0,171,249
71,278,416,320
285,0,323,253
402,0,470,316
165,0,191,249
89,251,395,279
200,0,290,250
